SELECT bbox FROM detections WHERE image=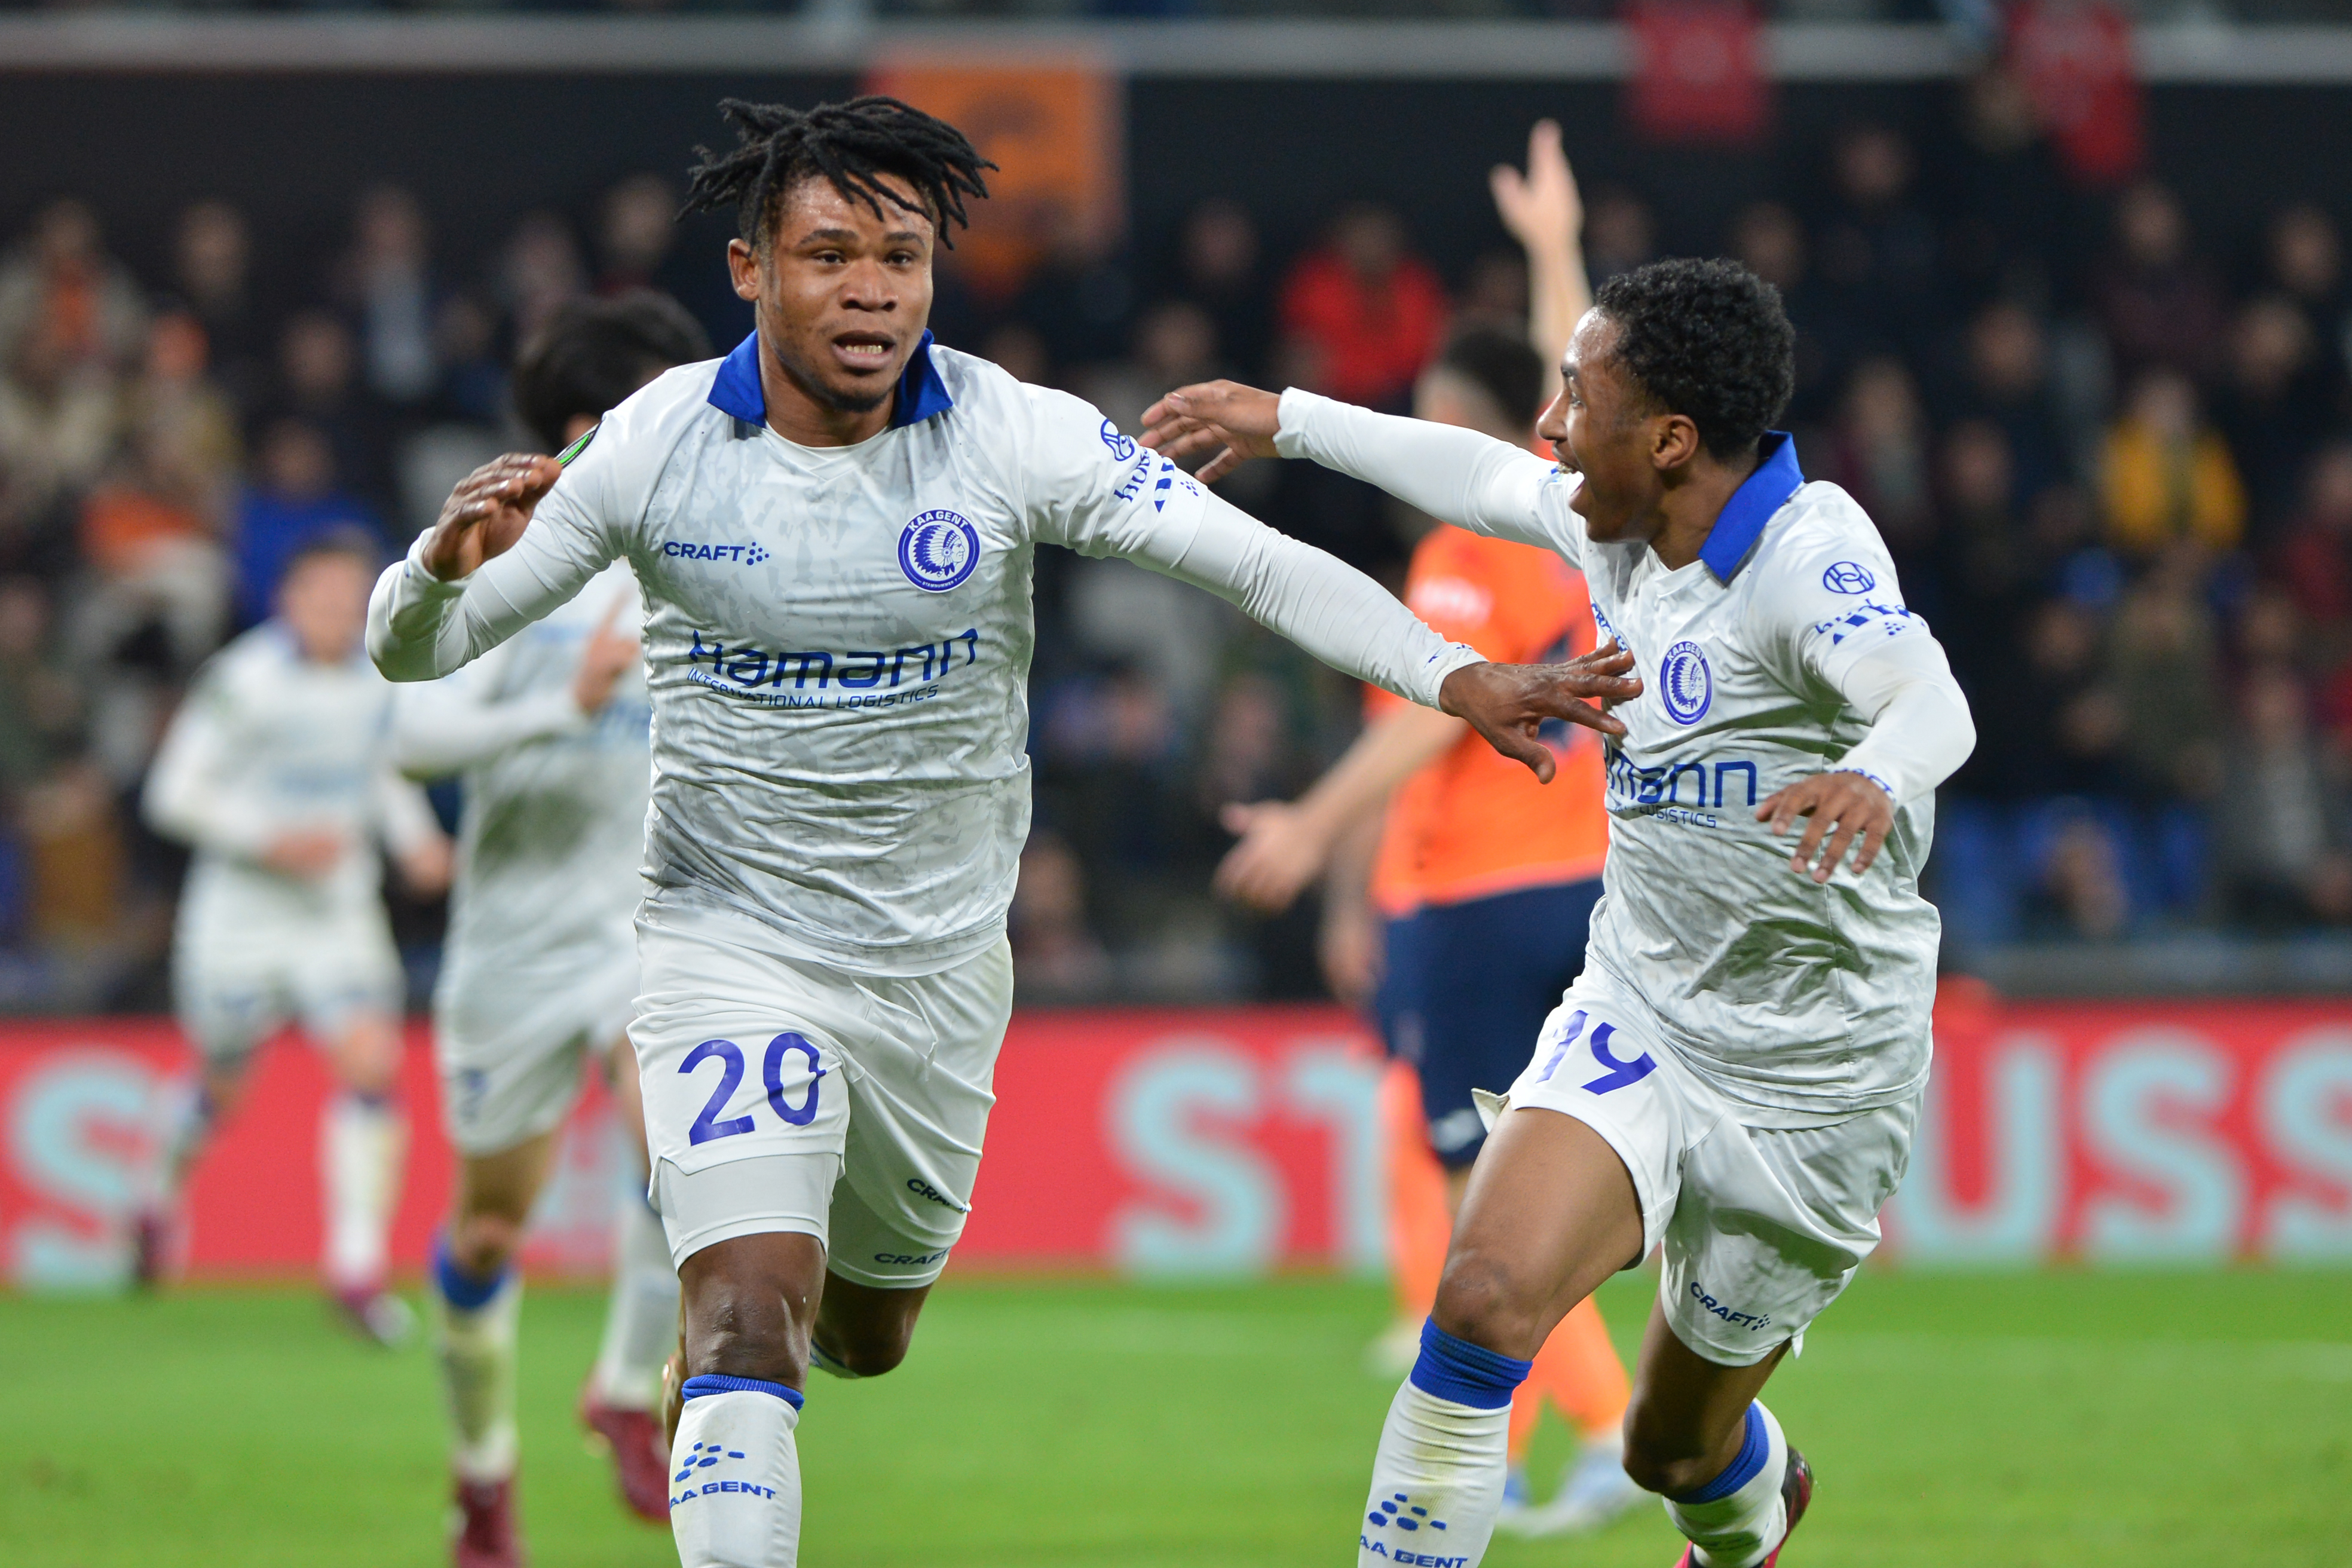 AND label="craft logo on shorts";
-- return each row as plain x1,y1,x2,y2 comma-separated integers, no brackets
1659,641,1712,725
898,509,980,593
1821,560,1876,594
